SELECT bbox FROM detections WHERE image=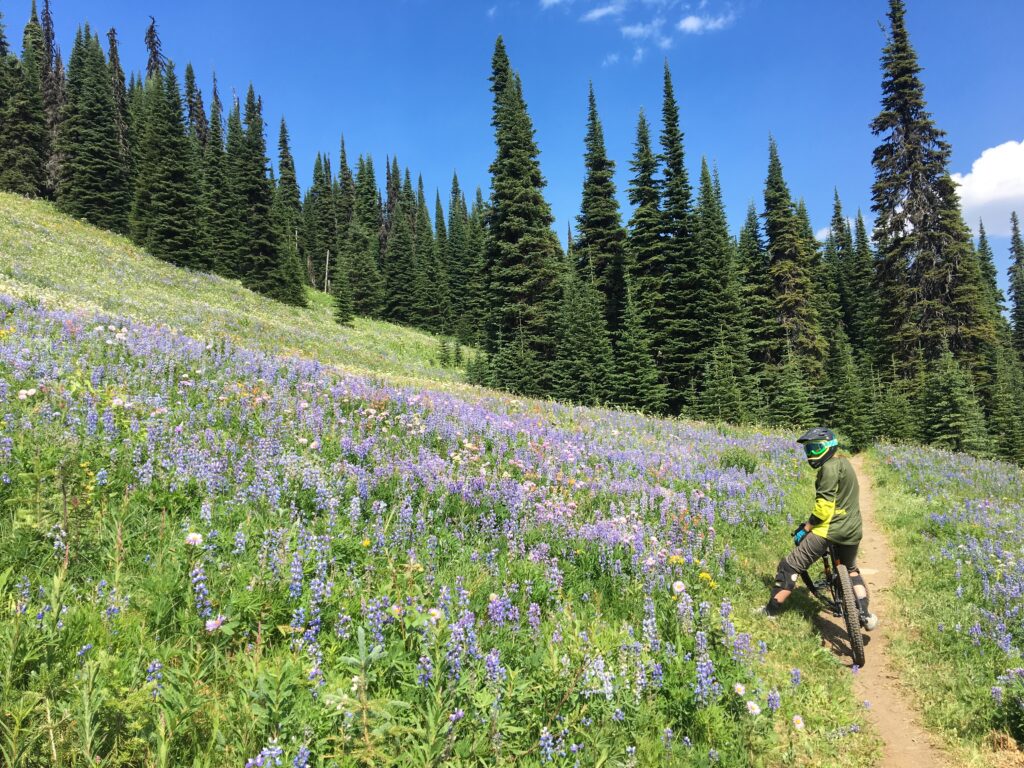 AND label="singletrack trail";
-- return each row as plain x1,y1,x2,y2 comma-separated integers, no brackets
838,454,949,767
